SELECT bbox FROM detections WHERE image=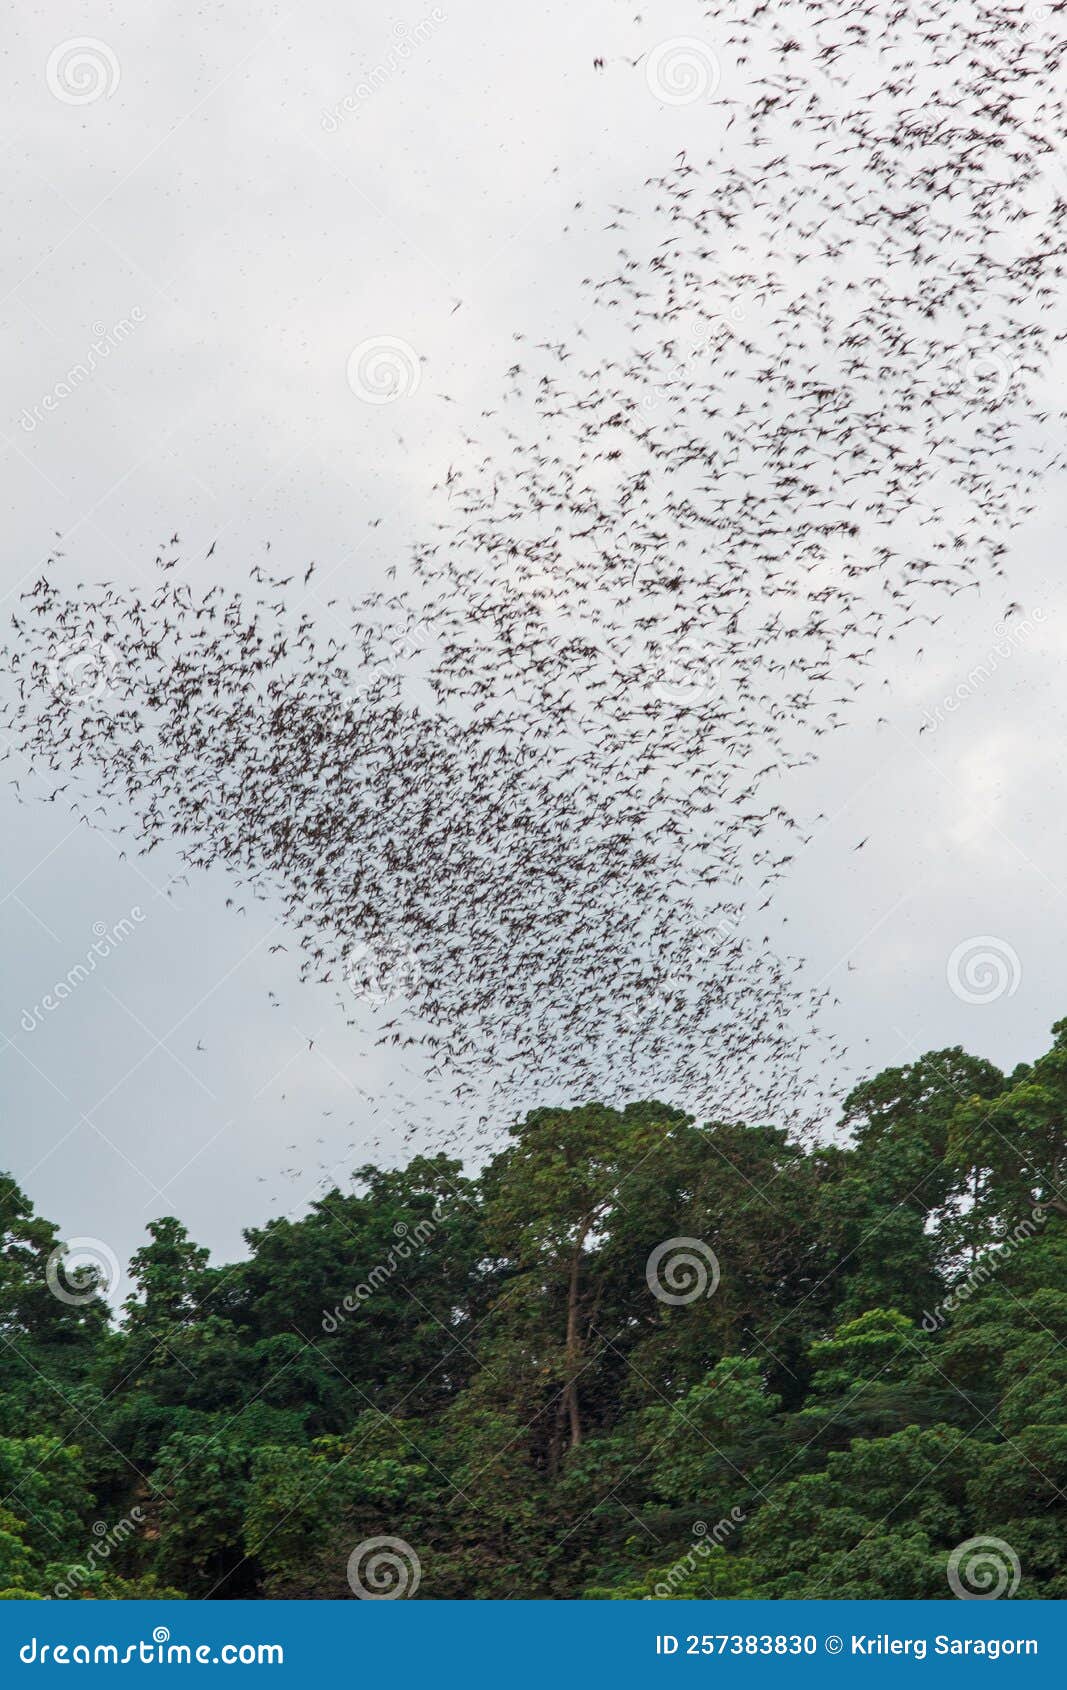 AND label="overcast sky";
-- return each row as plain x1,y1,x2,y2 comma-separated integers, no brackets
3,0,1066,1299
